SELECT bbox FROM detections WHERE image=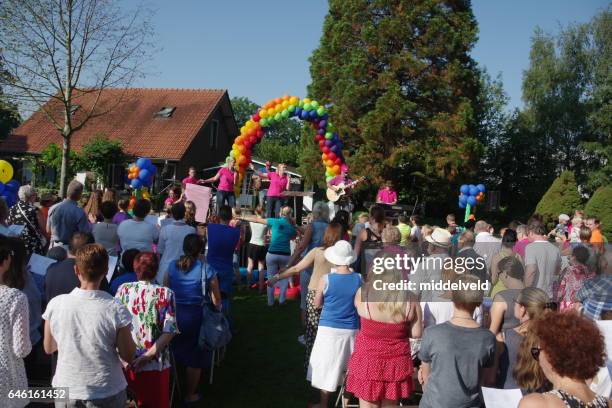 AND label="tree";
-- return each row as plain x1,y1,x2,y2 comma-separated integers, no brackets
521,8,611,195
584,185,612,240
0,0,154,197
308,0,482,209
39,143,81,187
534,171,583,229
0,60,20,139
78,134,127,184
